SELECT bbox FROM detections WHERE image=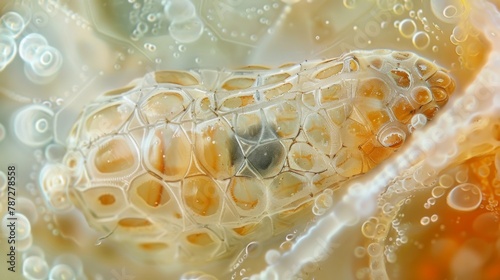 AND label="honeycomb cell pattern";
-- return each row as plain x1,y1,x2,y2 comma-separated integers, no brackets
63,49,455,262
